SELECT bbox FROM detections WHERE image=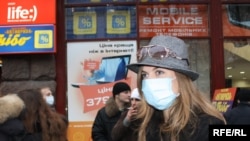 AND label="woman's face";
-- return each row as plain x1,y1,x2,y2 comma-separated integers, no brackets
131,98,141,107
41,87,52,100
141,66,179,94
